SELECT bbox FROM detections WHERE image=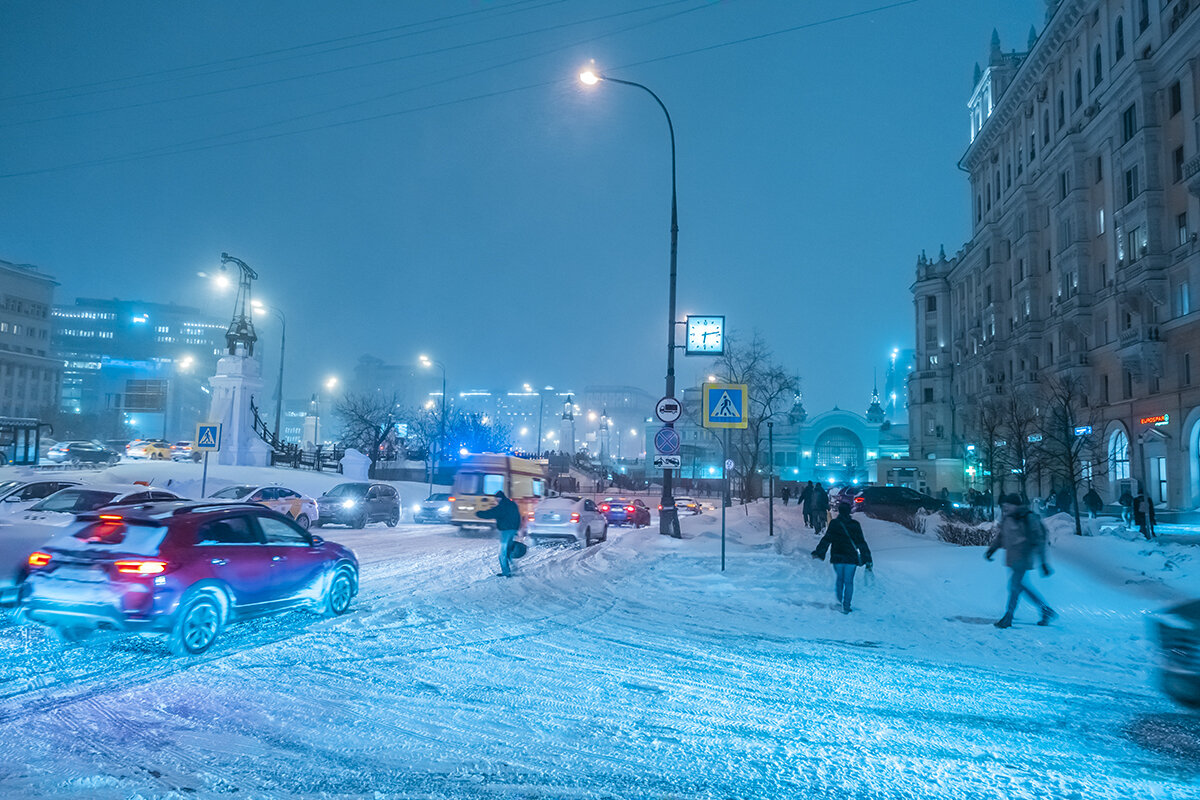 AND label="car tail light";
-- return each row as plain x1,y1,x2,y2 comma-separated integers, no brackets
113,559,167,575
625,505,635,513
570,512,580,523
28,551,52,568
527,513,535,520
599,504,610,512
98,514,123,521
448,496,455,503
657,504,663,511
854,496,864,504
